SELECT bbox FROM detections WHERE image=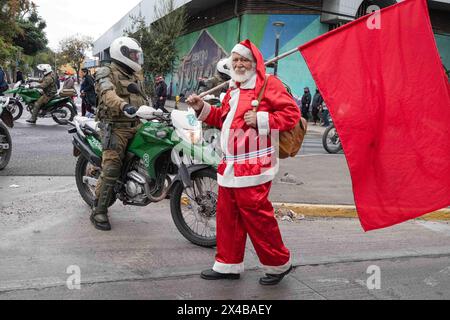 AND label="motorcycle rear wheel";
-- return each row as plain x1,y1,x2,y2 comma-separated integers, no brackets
0,122,12,170
170,168,218,248
52,104,76,125
75,156,116,208
322,125,343,154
